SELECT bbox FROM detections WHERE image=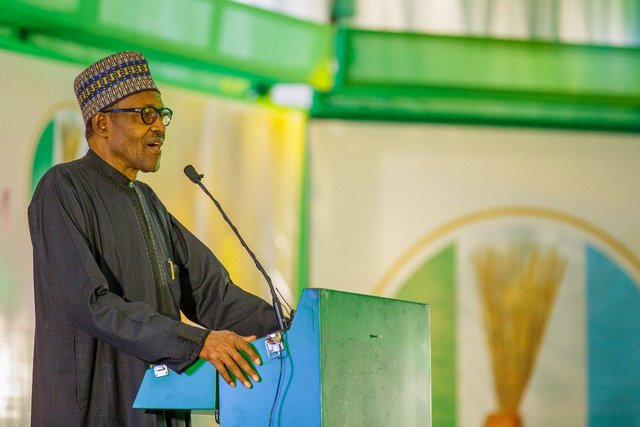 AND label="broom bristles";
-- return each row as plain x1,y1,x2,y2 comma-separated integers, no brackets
474,244,566,412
